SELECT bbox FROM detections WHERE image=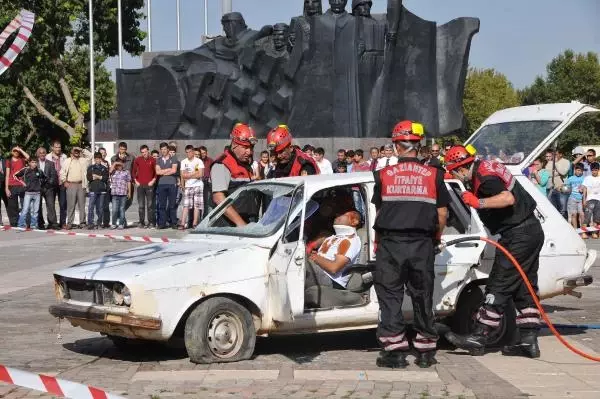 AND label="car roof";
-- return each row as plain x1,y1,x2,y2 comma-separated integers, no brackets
253,172,375,190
